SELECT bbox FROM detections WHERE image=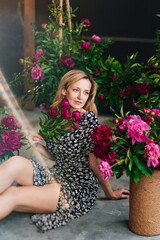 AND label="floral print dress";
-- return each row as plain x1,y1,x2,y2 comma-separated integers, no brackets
30,111,100,232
